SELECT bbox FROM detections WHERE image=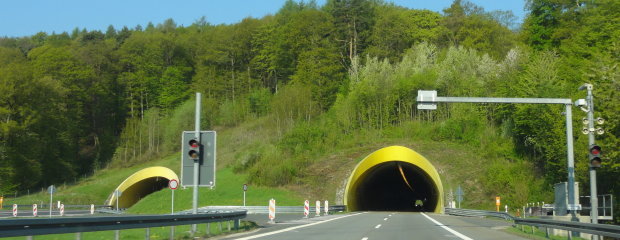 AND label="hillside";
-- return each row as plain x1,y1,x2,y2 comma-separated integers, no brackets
6,114,546,214
1,0,618,222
